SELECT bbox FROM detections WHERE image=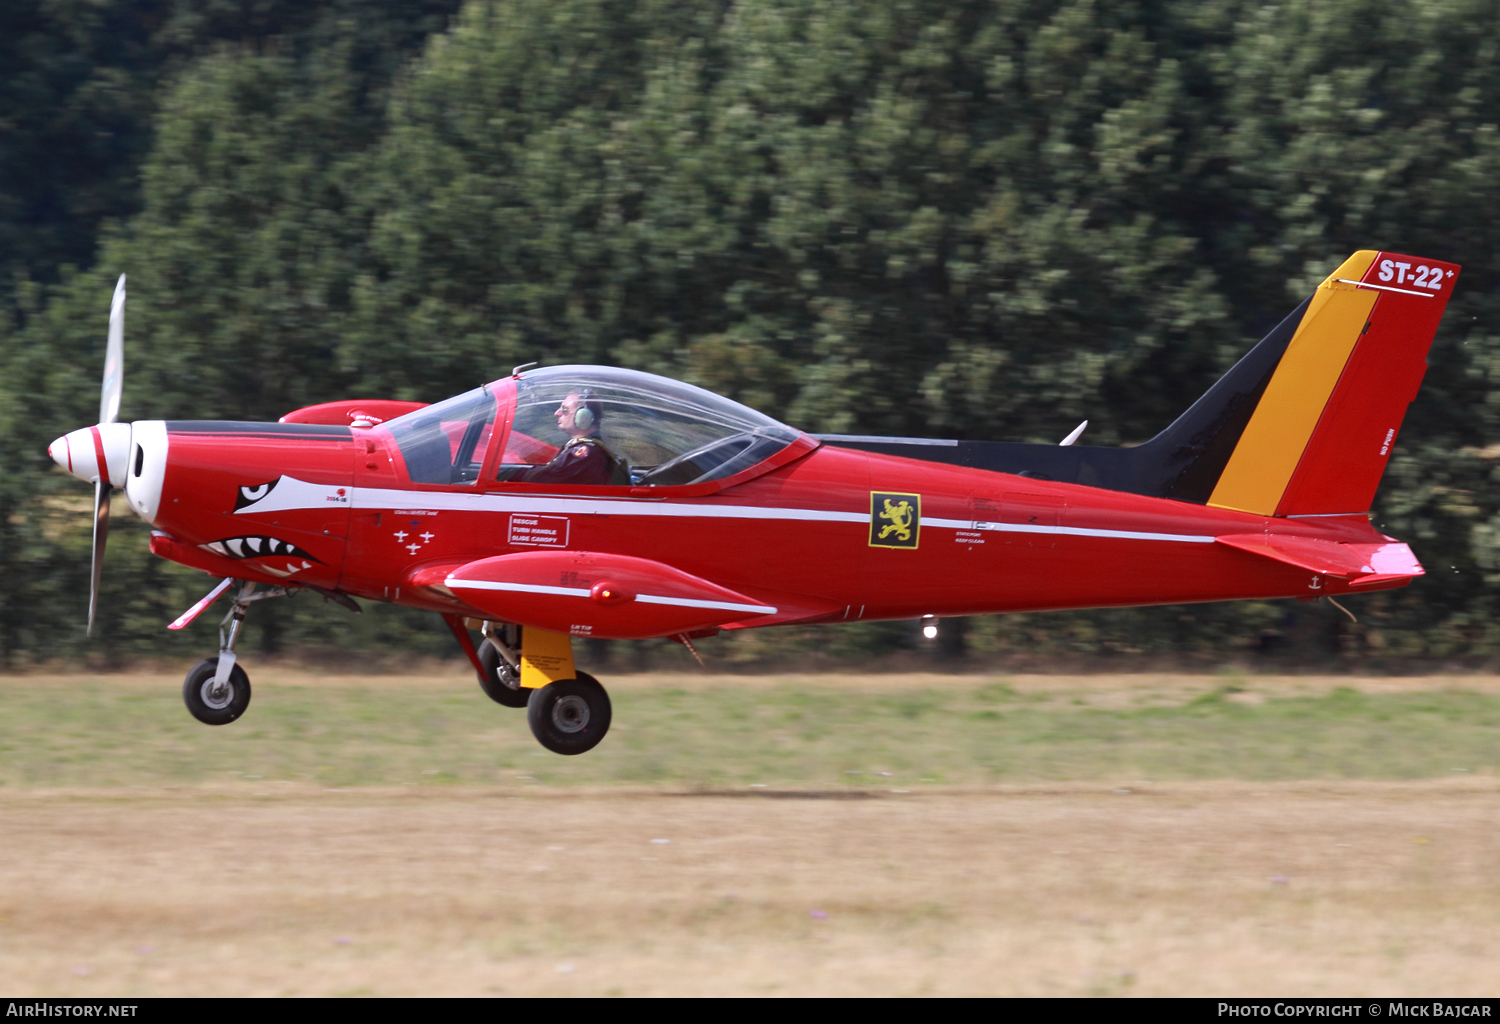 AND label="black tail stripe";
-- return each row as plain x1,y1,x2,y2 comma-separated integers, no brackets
818,295,1313,503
